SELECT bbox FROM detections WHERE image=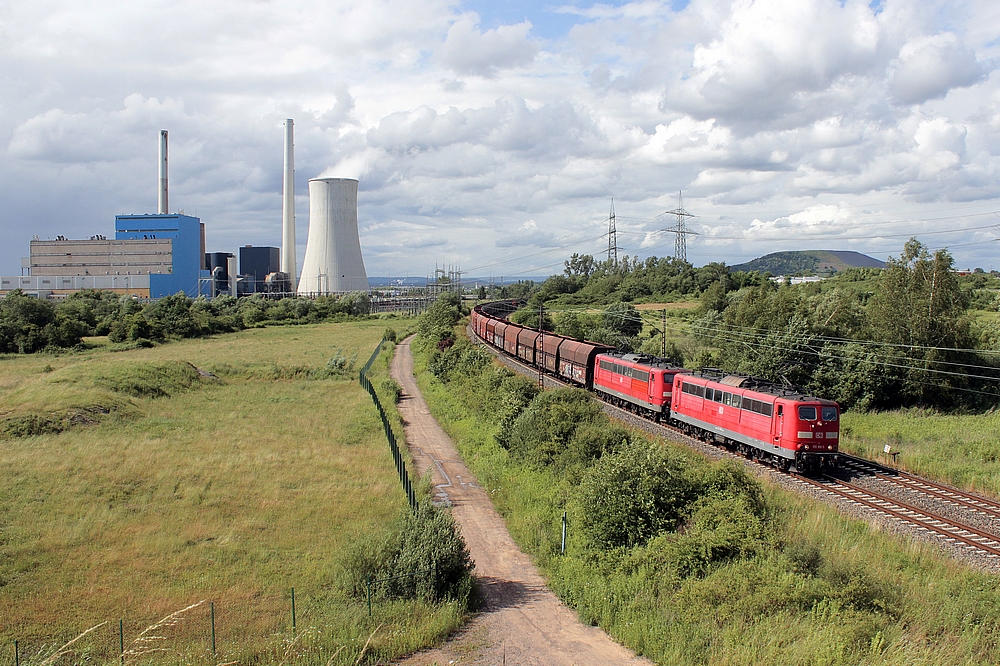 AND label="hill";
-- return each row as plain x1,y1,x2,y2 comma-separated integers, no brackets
730,250,885,275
